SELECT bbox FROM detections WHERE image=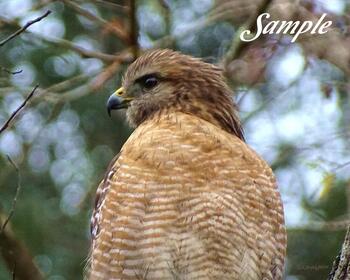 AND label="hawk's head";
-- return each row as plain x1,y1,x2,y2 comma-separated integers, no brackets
107,49,244,140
